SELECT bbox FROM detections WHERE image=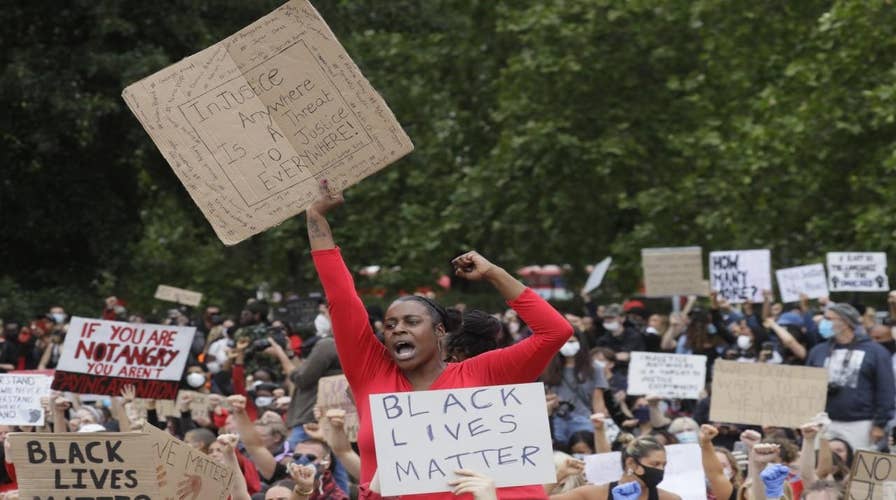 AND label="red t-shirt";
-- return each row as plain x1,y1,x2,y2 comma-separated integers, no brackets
313,248,572,500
